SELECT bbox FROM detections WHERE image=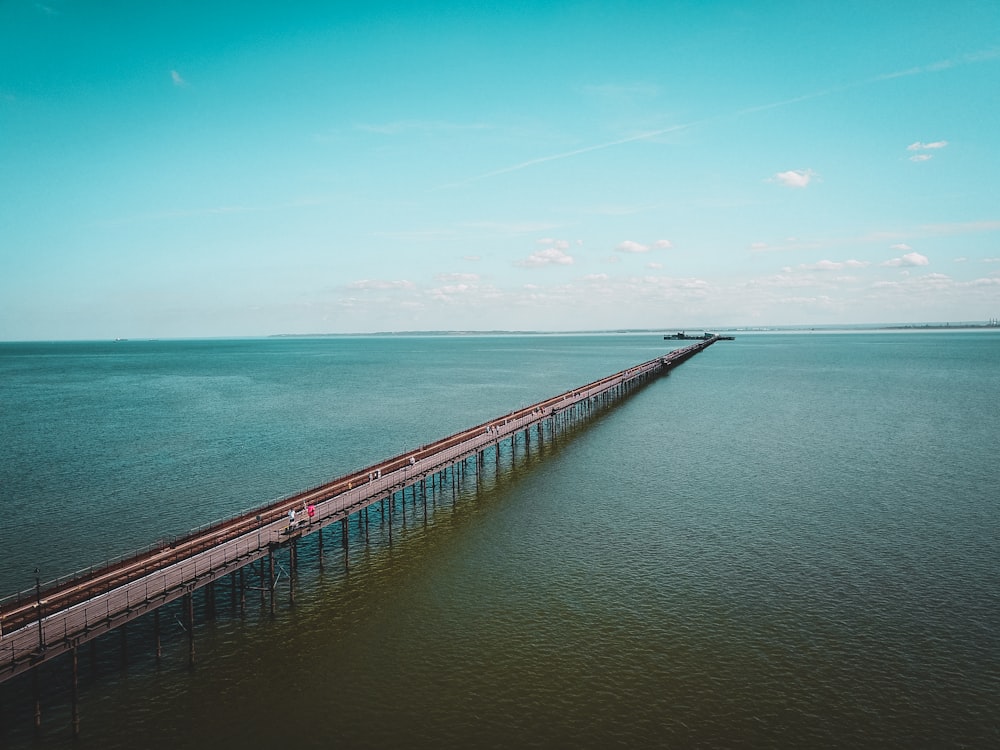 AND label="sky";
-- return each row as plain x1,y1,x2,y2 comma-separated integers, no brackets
2,0,999,339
